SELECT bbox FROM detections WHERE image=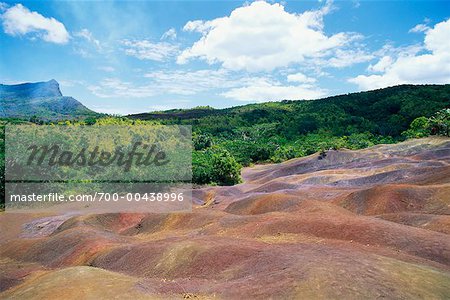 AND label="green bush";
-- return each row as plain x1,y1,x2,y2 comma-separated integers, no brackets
429,108,450,136
211,149,242,186
345,133,375,149
218,139,277,166
193,148,242,185
271,145,305,163
193,133,213,150
402,116,430,138
192,150,215,185
402,109,450,138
